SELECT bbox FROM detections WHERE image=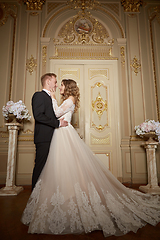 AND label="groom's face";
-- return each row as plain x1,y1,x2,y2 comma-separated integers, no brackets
49,76,58,92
